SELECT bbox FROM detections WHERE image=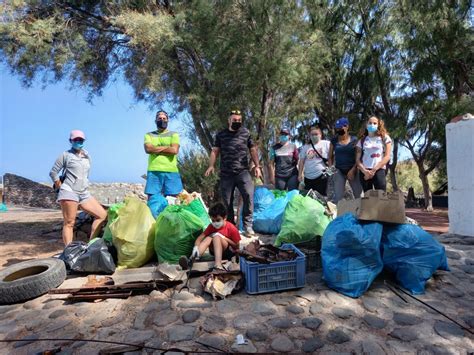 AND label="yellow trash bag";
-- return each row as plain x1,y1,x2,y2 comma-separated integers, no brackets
109,196,155,269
